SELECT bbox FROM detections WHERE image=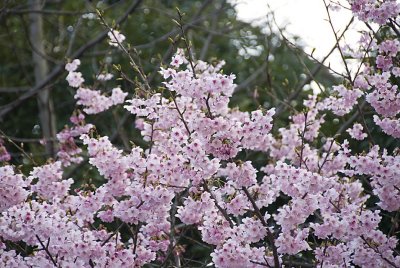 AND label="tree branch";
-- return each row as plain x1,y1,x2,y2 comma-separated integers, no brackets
36,235,58,267
242,187,280,268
